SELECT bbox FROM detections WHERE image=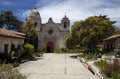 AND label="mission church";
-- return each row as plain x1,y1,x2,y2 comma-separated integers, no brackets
26,6,70,53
